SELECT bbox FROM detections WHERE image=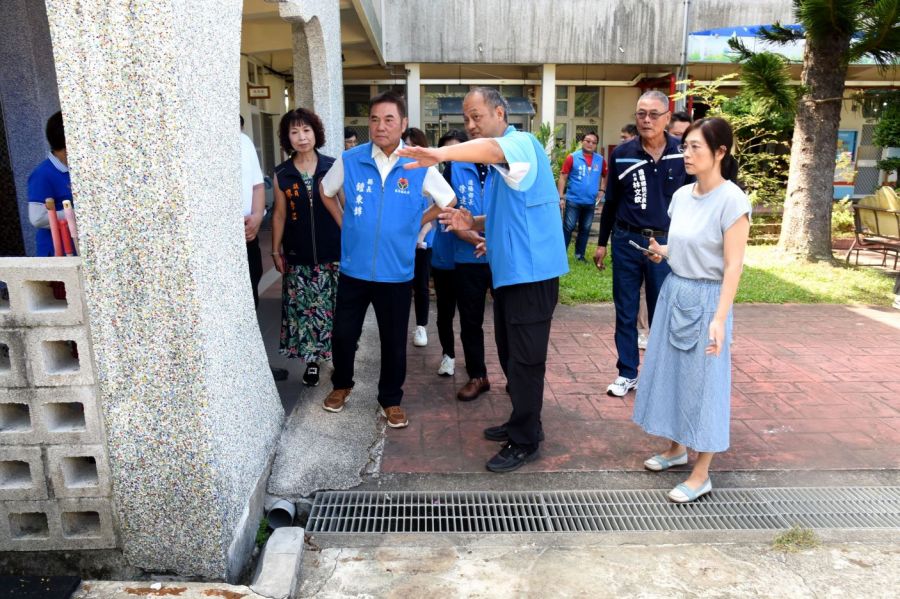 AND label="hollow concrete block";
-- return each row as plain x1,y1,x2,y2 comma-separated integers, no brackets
0,445,47,501
46,444,110,498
